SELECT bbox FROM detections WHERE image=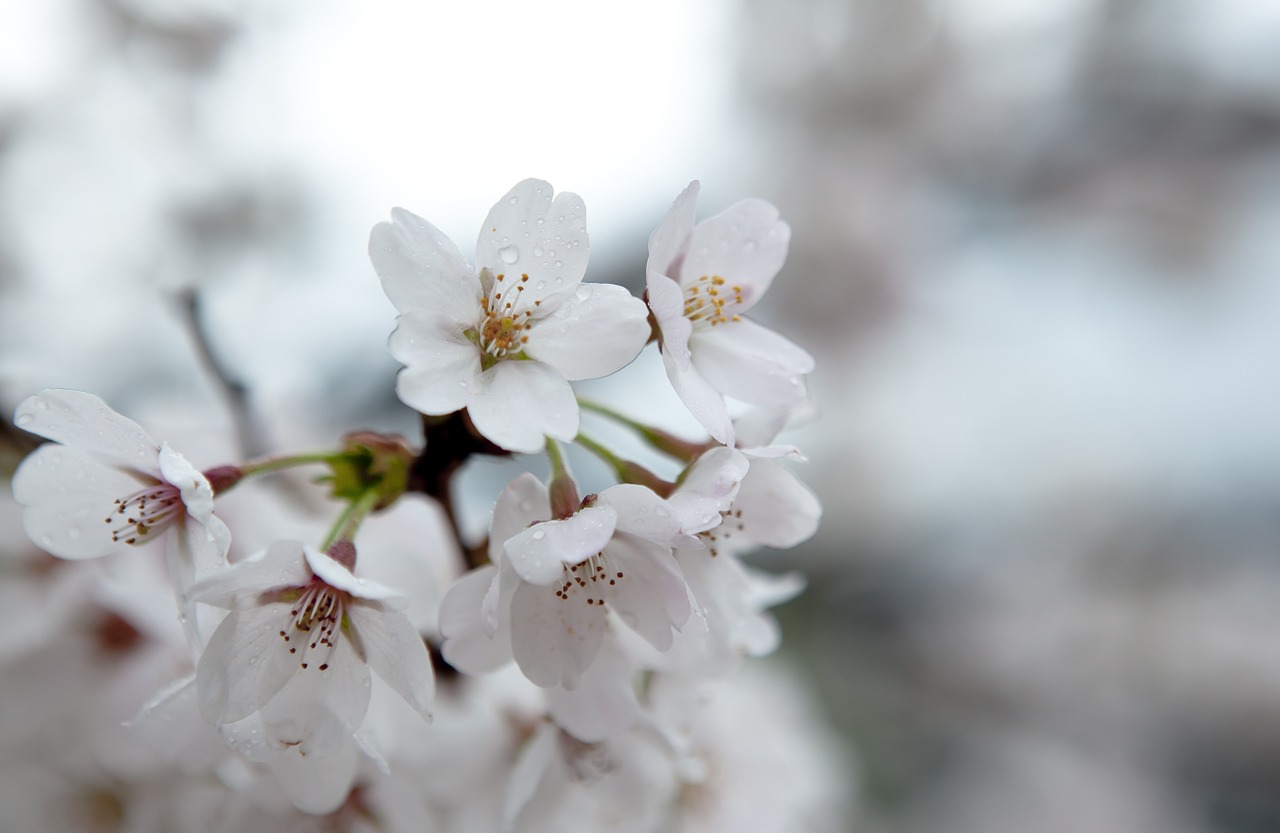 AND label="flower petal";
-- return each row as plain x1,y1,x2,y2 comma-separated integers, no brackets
389,310,482,415
523,283,649,381
605,532,690,651
733,457,822,550
505,504,617,586
369,207,481,327
689,318,813,407
647,180,699,278
466,360,577,453
347,601,435,722
195,603,297,725
665,447,749,535
488,473,551,563
440,565,513,674
679,198,790,314
258,632,371,756
267,739,360,816
475,179,589,313
189,540,311,610
11,444,144,560
13,388,161,475
600,484,695,548
646,272,693,371
661,346,734,446
510,579,607,689
304,545,400,602
546,639,642,742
